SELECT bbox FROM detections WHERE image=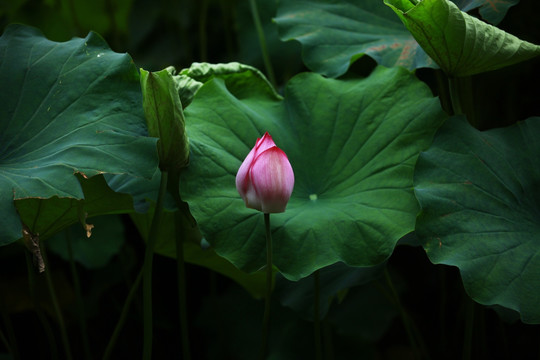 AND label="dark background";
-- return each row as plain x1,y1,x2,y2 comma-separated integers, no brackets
1,0,540,359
